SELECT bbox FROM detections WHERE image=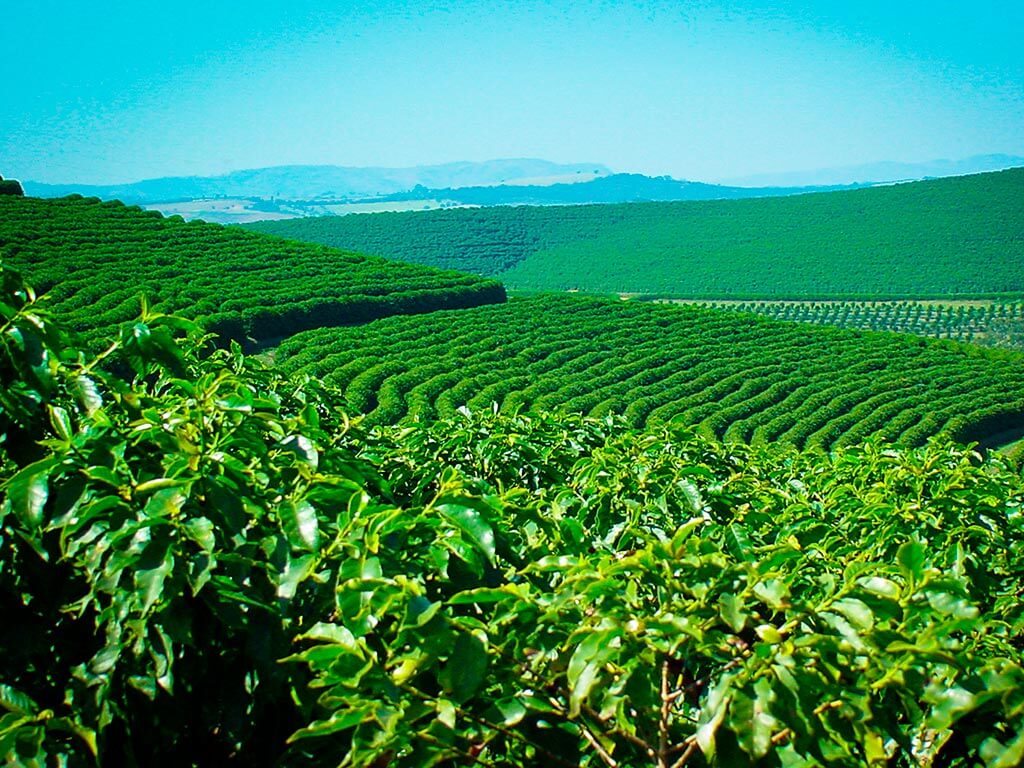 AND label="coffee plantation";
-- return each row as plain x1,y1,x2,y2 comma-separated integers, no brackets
2,259,1024,767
